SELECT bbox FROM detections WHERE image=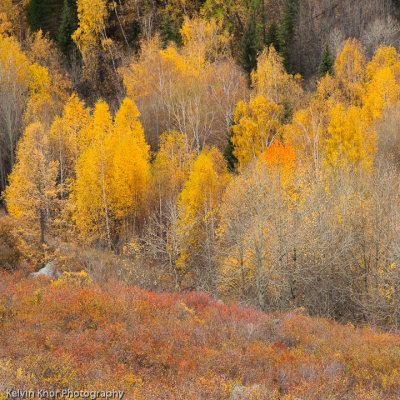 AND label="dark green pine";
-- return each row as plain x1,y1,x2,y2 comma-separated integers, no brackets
27,0,49,33
160,15,183,48
28,0,69,40
240,18,259,75
266,21,280,52
278,0,299,73
223,131,238,173
57,0,78,55
318,42,334,78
